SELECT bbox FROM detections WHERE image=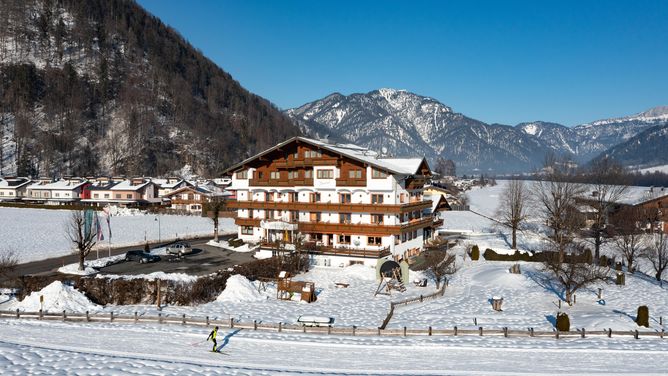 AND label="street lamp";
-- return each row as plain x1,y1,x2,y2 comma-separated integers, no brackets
155,216,161,244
